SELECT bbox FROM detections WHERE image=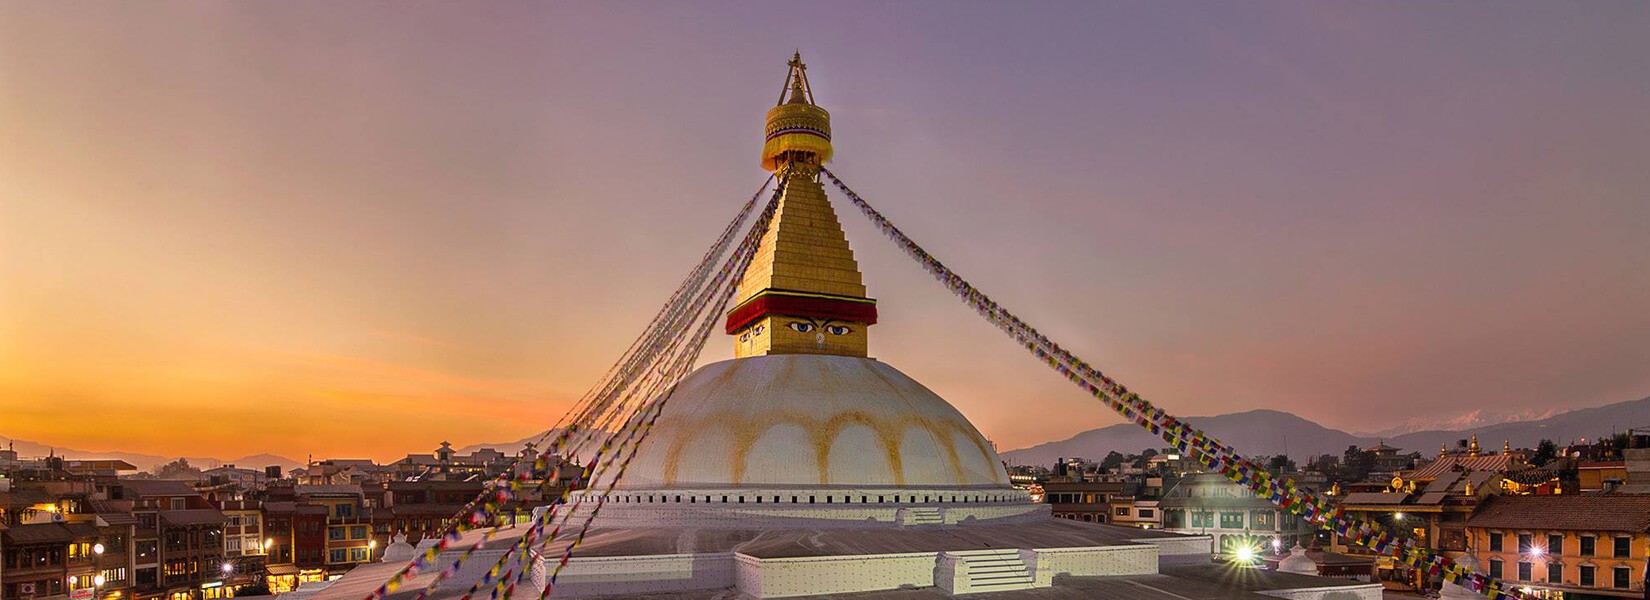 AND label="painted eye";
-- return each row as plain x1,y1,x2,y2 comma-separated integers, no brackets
787,322,814,333
826,325,852,335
